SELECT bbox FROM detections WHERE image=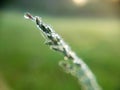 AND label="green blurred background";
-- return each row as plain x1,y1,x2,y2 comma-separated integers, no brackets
0,0,120,90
